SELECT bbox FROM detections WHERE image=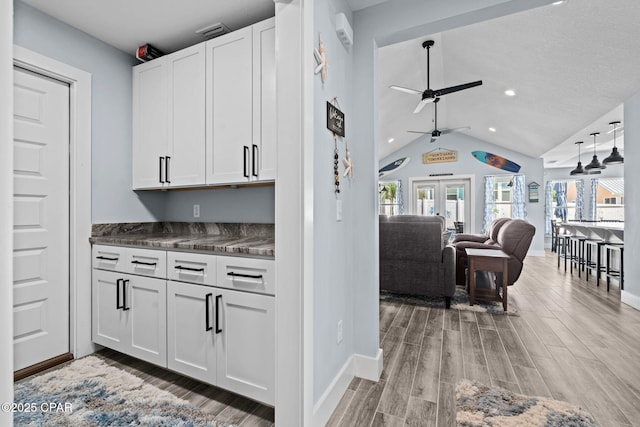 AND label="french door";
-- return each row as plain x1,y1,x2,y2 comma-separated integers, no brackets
411,178,471,232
